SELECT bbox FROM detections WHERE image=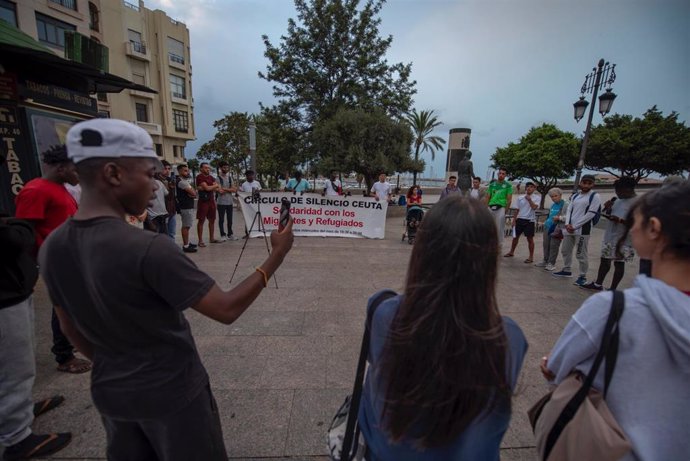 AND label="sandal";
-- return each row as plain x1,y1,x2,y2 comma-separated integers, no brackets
197,242,207,247
33,395,65,418
503,253,514,257
524,258,534,263
3,433,72,461
210,239,222,243
56,357,91,374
